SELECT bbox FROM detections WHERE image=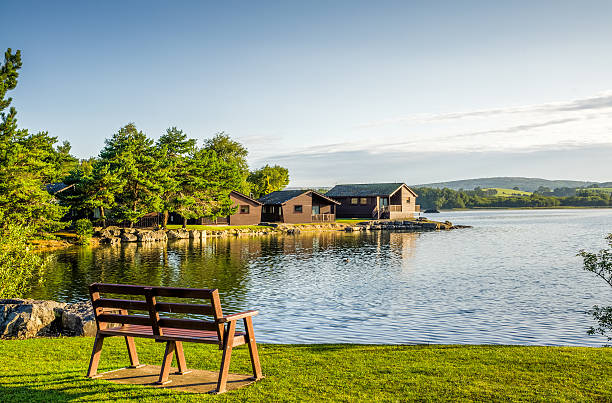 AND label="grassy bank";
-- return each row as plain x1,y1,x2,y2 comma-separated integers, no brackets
0,338,610,402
